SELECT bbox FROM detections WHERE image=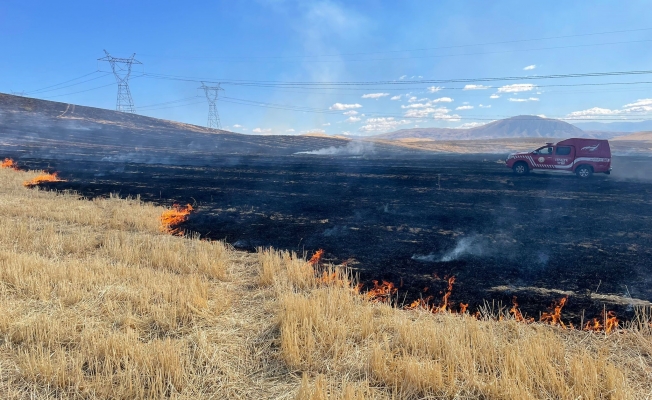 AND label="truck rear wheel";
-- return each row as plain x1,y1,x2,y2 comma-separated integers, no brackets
576,165,593,178
513,162,529,175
